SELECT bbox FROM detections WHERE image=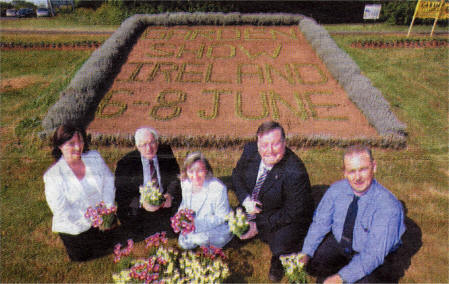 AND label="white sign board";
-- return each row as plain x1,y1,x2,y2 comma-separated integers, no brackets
363,4,382,20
